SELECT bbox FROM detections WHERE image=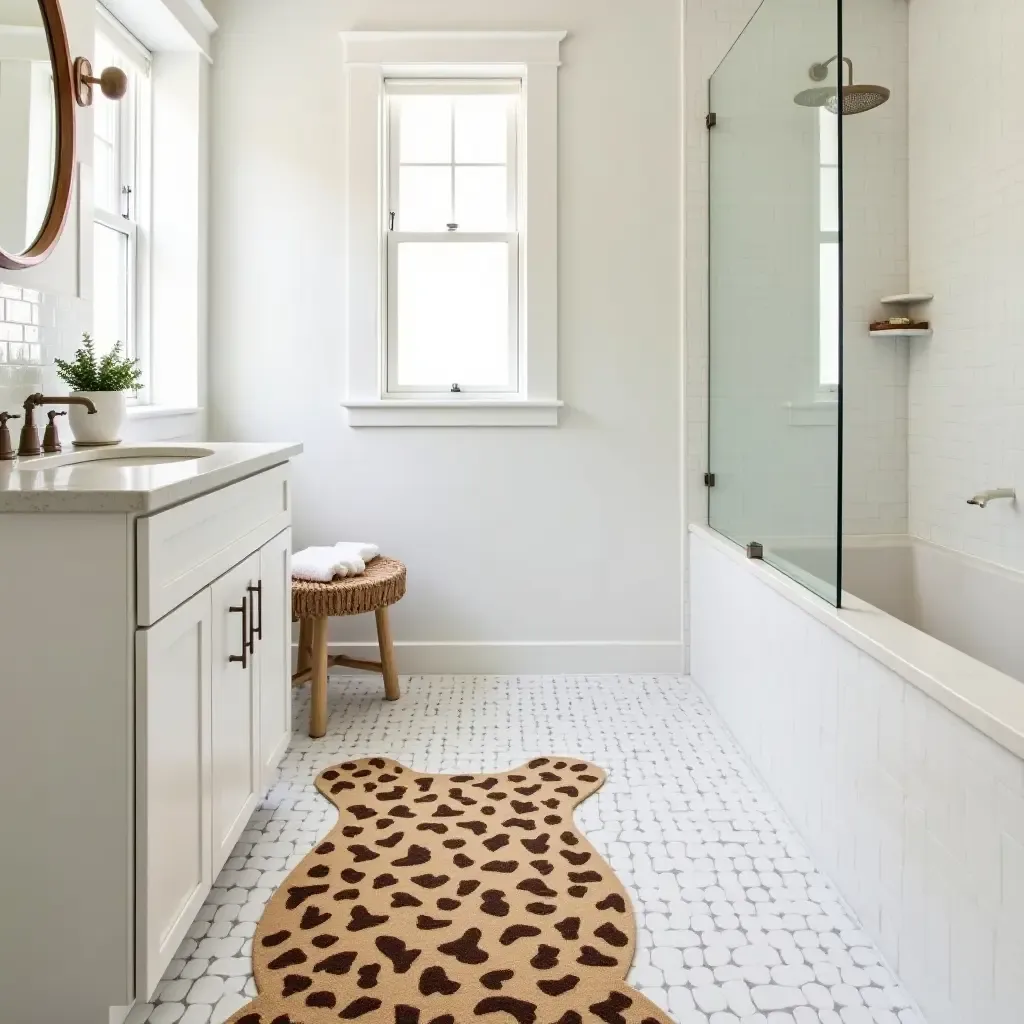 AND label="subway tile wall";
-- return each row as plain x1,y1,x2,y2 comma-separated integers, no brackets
0,283,46,412
907,0,1024,572
0,281,88,414
691,530,1024,1024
